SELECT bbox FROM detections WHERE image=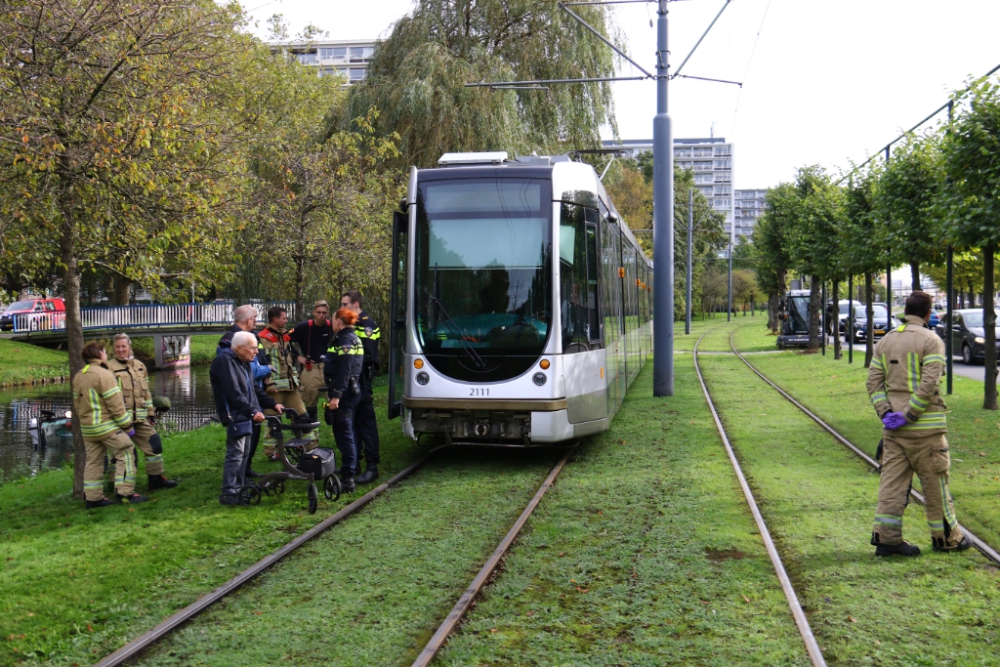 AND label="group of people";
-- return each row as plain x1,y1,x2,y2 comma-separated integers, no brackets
71,291,380,508
208,293,380,505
